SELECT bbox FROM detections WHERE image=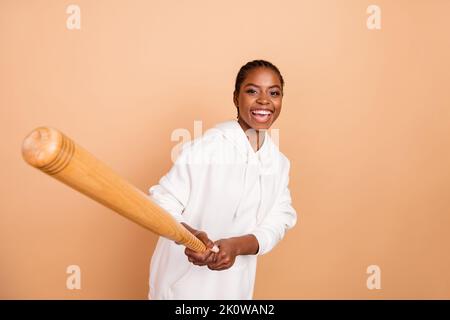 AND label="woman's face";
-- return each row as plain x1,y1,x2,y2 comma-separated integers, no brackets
234,67,283,131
